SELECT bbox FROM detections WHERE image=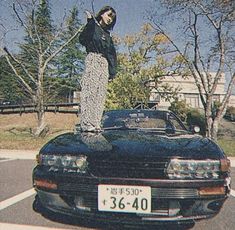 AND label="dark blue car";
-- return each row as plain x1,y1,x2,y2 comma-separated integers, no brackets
32,109,231,228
